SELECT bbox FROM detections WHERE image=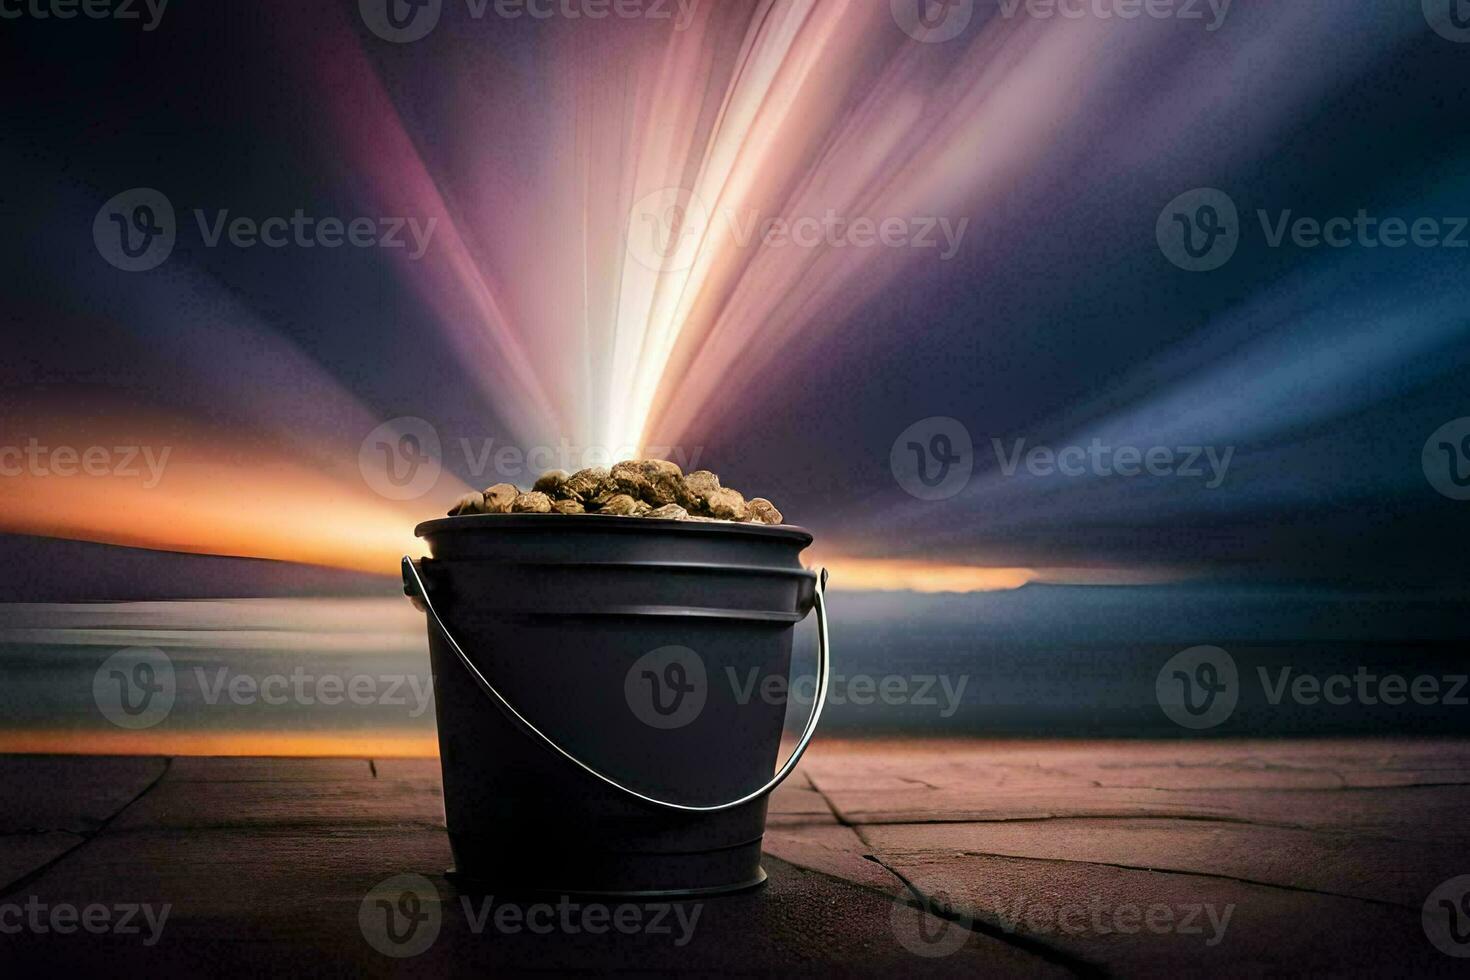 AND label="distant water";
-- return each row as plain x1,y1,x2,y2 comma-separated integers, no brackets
0,598,438,755
1,585,1466,755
